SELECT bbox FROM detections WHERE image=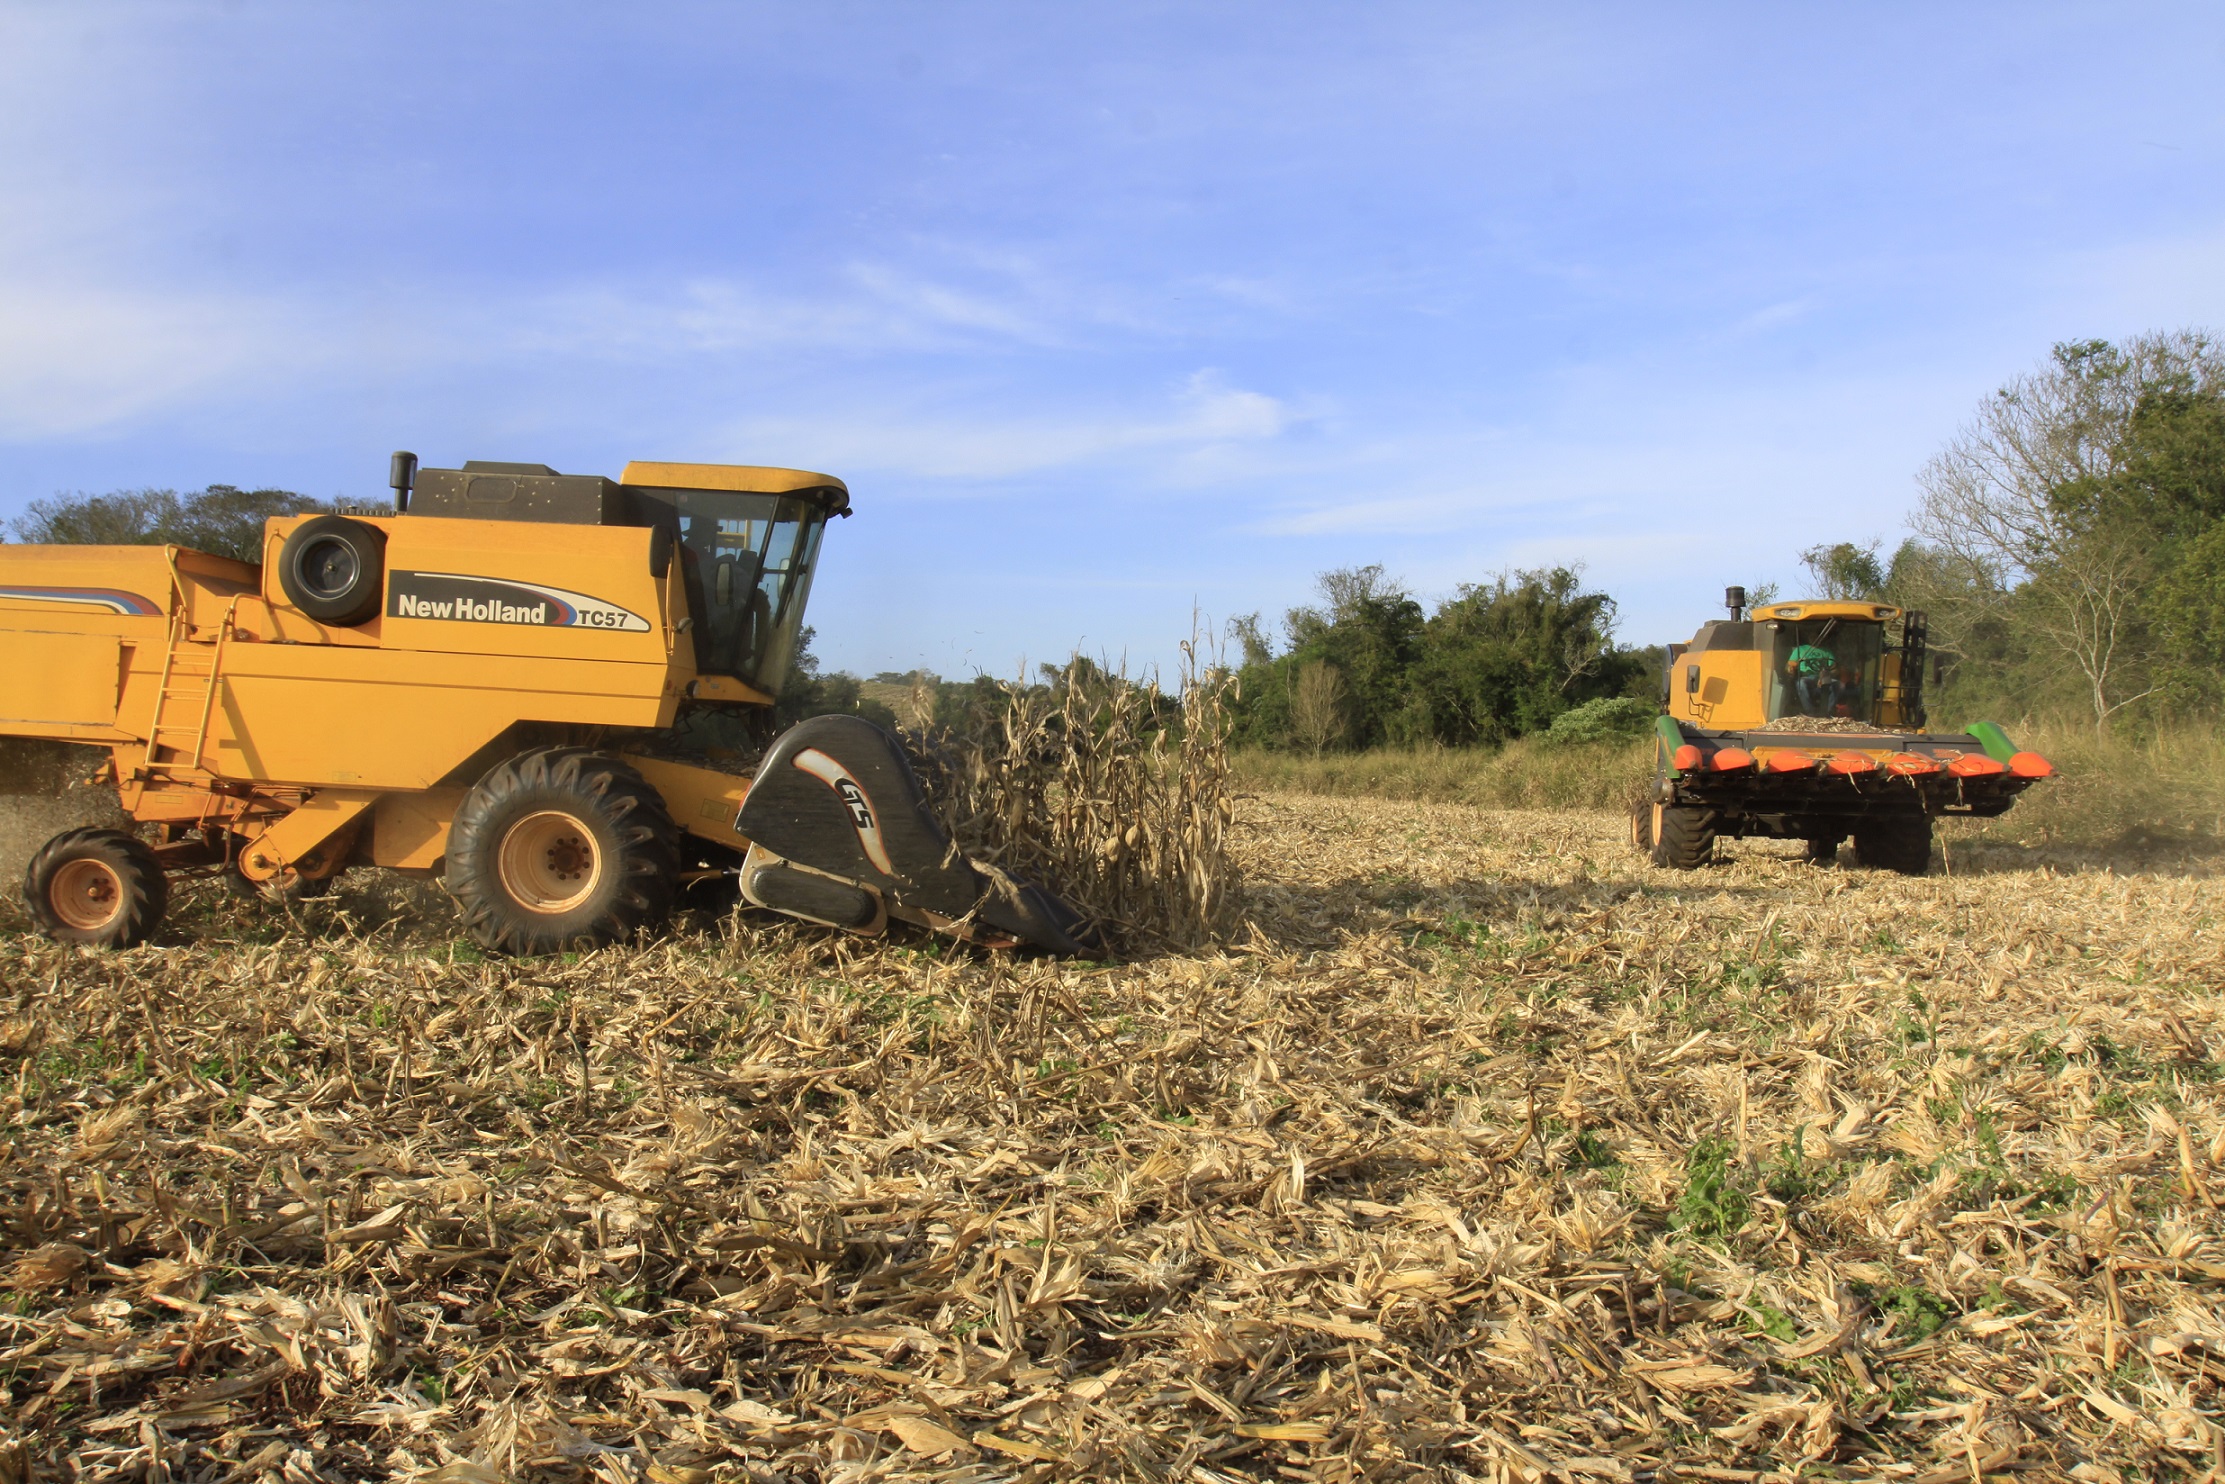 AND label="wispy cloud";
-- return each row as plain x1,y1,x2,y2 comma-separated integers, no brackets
1723,297,1817,337
0,280,328,439
720,369,1296,482
0,255,1185,439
